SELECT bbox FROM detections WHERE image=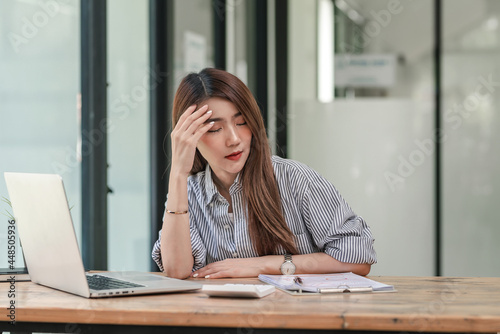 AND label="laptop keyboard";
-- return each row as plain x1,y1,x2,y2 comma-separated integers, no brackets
87,274,145,290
